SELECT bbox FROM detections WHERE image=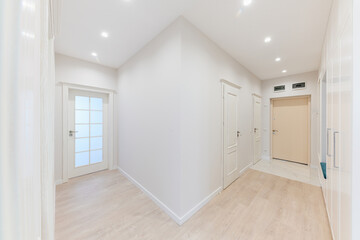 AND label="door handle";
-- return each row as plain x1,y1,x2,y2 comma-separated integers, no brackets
254,128,258,133
69,130,78,137
237,131,240,137
326,128,332,157
333,131,339,168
